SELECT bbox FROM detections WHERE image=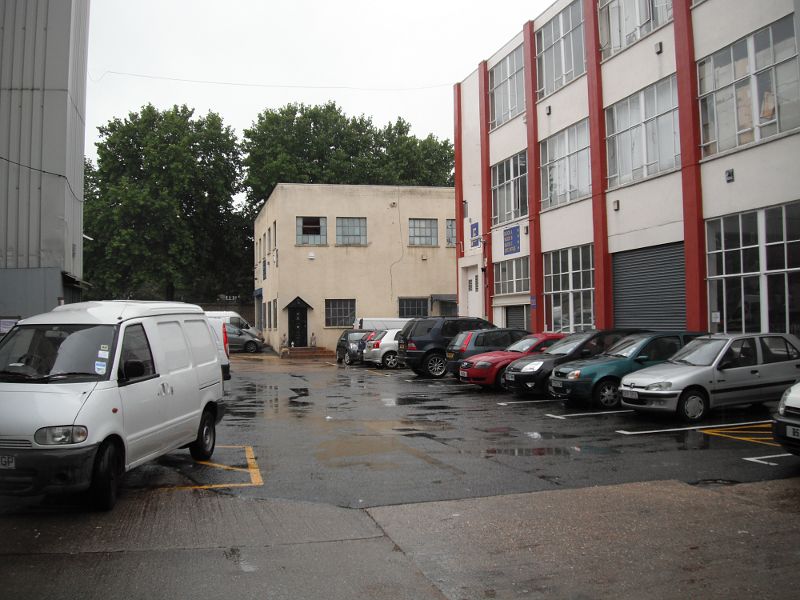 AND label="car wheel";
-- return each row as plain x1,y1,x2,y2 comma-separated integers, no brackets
382,351,399,369
424,353,447,378
244,341,258,353
89,440,121,511
494,367,508,391
593,379,621,409
190,409,216,461
678,388,709,423
336,350,343,364
344,352,353,366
